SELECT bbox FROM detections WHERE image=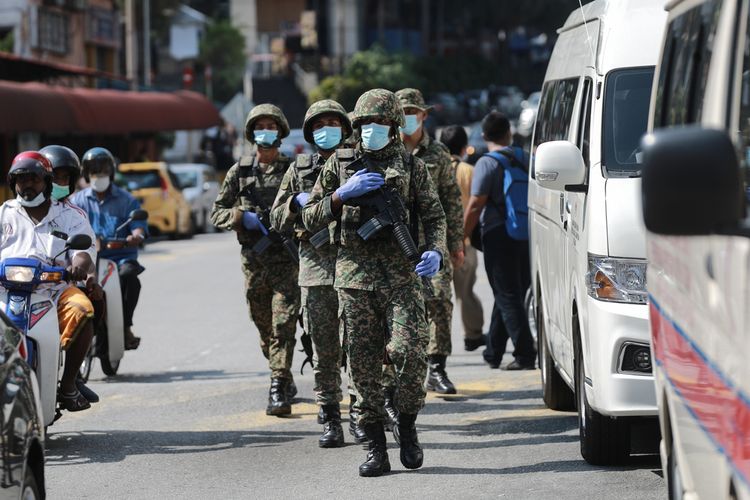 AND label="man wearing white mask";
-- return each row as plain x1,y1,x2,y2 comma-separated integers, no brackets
71,147,147,351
